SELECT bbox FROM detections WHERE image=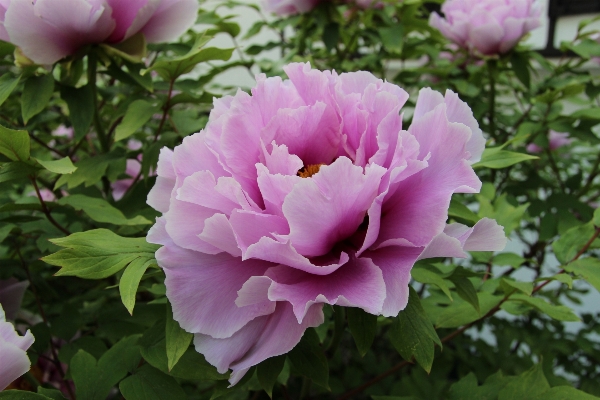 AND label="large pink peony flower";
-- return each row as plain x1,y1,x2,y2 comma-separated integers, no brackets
262,0,322,16
0,304,35,390
429,0,541,56
0,0,199,65
147,62,506,384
